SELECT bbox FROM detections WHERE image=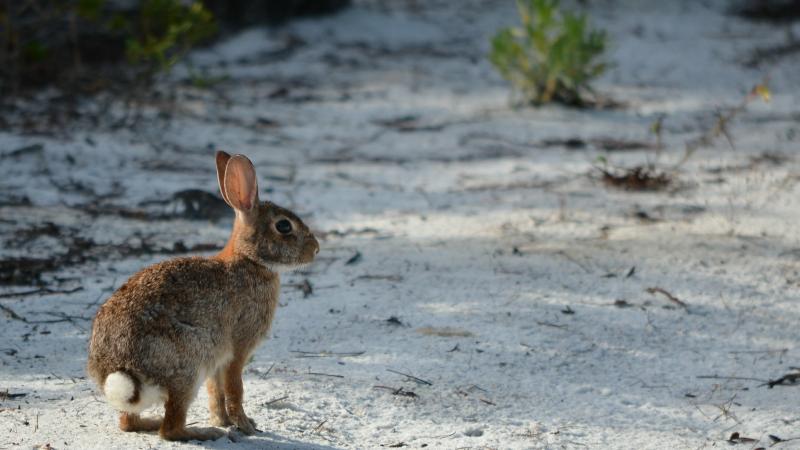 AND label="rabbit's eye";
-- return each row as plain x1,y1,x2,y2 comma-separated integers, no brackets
275,219,293,234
